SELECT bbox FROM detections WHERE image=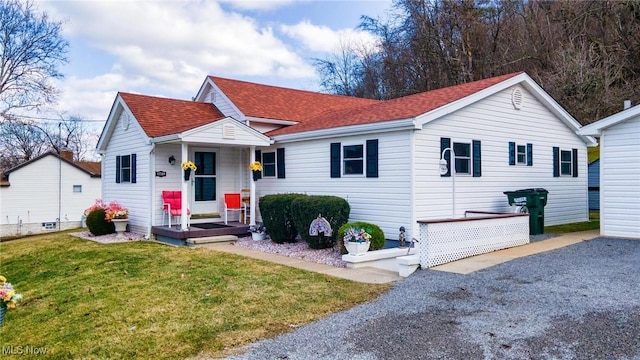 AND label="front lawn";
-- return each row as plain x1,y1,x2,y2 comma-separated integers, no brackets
0,234,390,359
544,211,600,233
